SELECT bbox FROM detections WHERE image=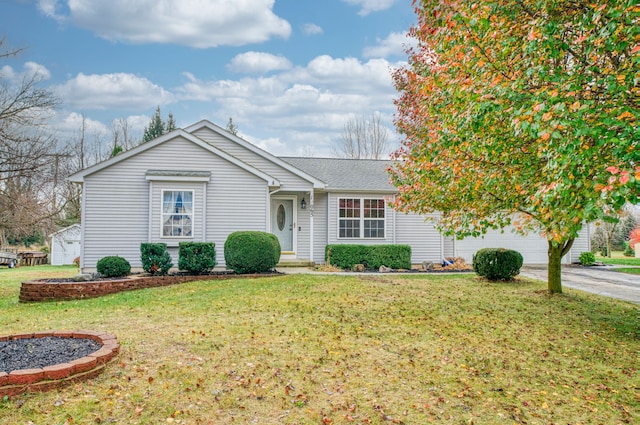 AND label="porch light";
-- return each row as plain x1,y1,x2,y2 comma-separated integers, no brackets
300,198,307,209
